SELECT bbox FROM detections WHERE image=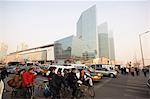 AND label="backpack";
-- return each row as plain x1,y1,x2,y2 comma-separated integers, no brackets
43,85,51,97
